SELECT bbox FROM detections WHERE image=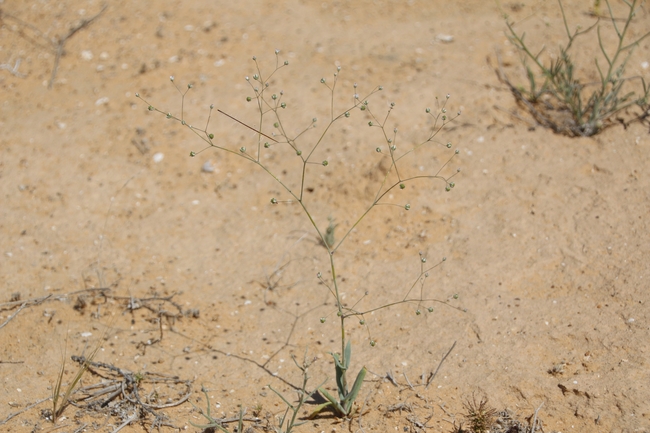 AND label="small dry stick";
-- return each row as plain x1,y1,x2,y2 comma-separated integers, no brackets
0,397,51,425
0,59,25,77
0,295,52,330
403,372,415,390
531,401,544,433
0,303,27,330
425,340,456,389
